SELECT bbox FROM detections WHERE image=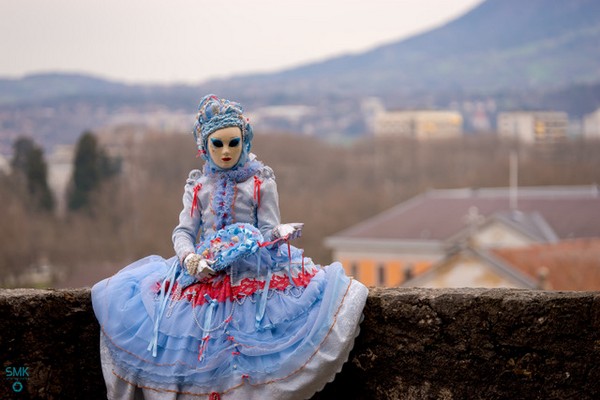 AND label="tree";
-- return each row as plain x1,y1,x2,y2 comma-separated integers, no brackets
11,137,35,172
68,131,120,211
10,137,54,212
